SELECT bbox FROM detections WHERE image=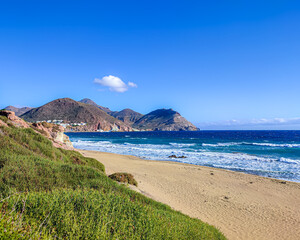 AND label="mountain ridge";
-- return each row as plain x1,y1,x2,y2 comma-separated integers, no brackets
79,98,112,113
111,108,144,126
133,108,198,131
3,105,33,116
21,98,132,132
14,97,198,132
